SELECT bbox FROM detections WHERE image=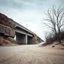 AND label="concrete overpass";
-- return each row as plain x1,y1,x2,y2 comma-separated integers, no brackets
9,18,43,44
